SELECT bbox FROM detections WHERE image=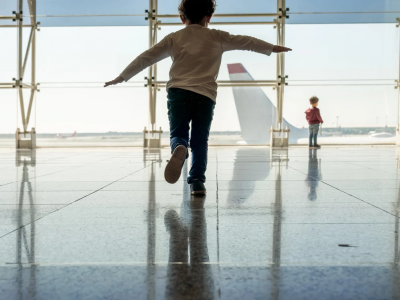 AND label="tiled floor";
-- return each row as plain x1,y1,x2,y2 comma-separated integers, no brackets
1,146,400,300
